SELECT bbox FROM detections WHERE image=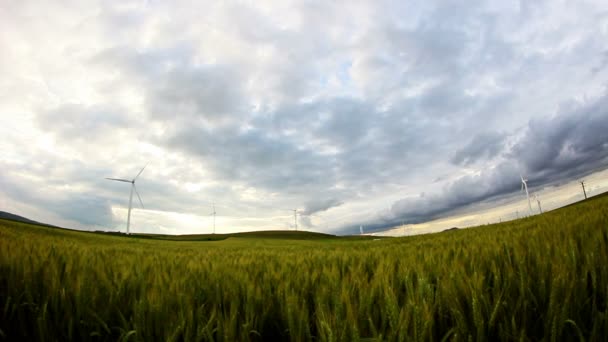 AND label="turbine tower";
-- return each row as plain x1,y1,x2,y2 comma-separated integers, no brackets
210,203,216,234
360,225,364,235
520,175,533,214
106,165,146,235
580,181,588,199
534,194,542,214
